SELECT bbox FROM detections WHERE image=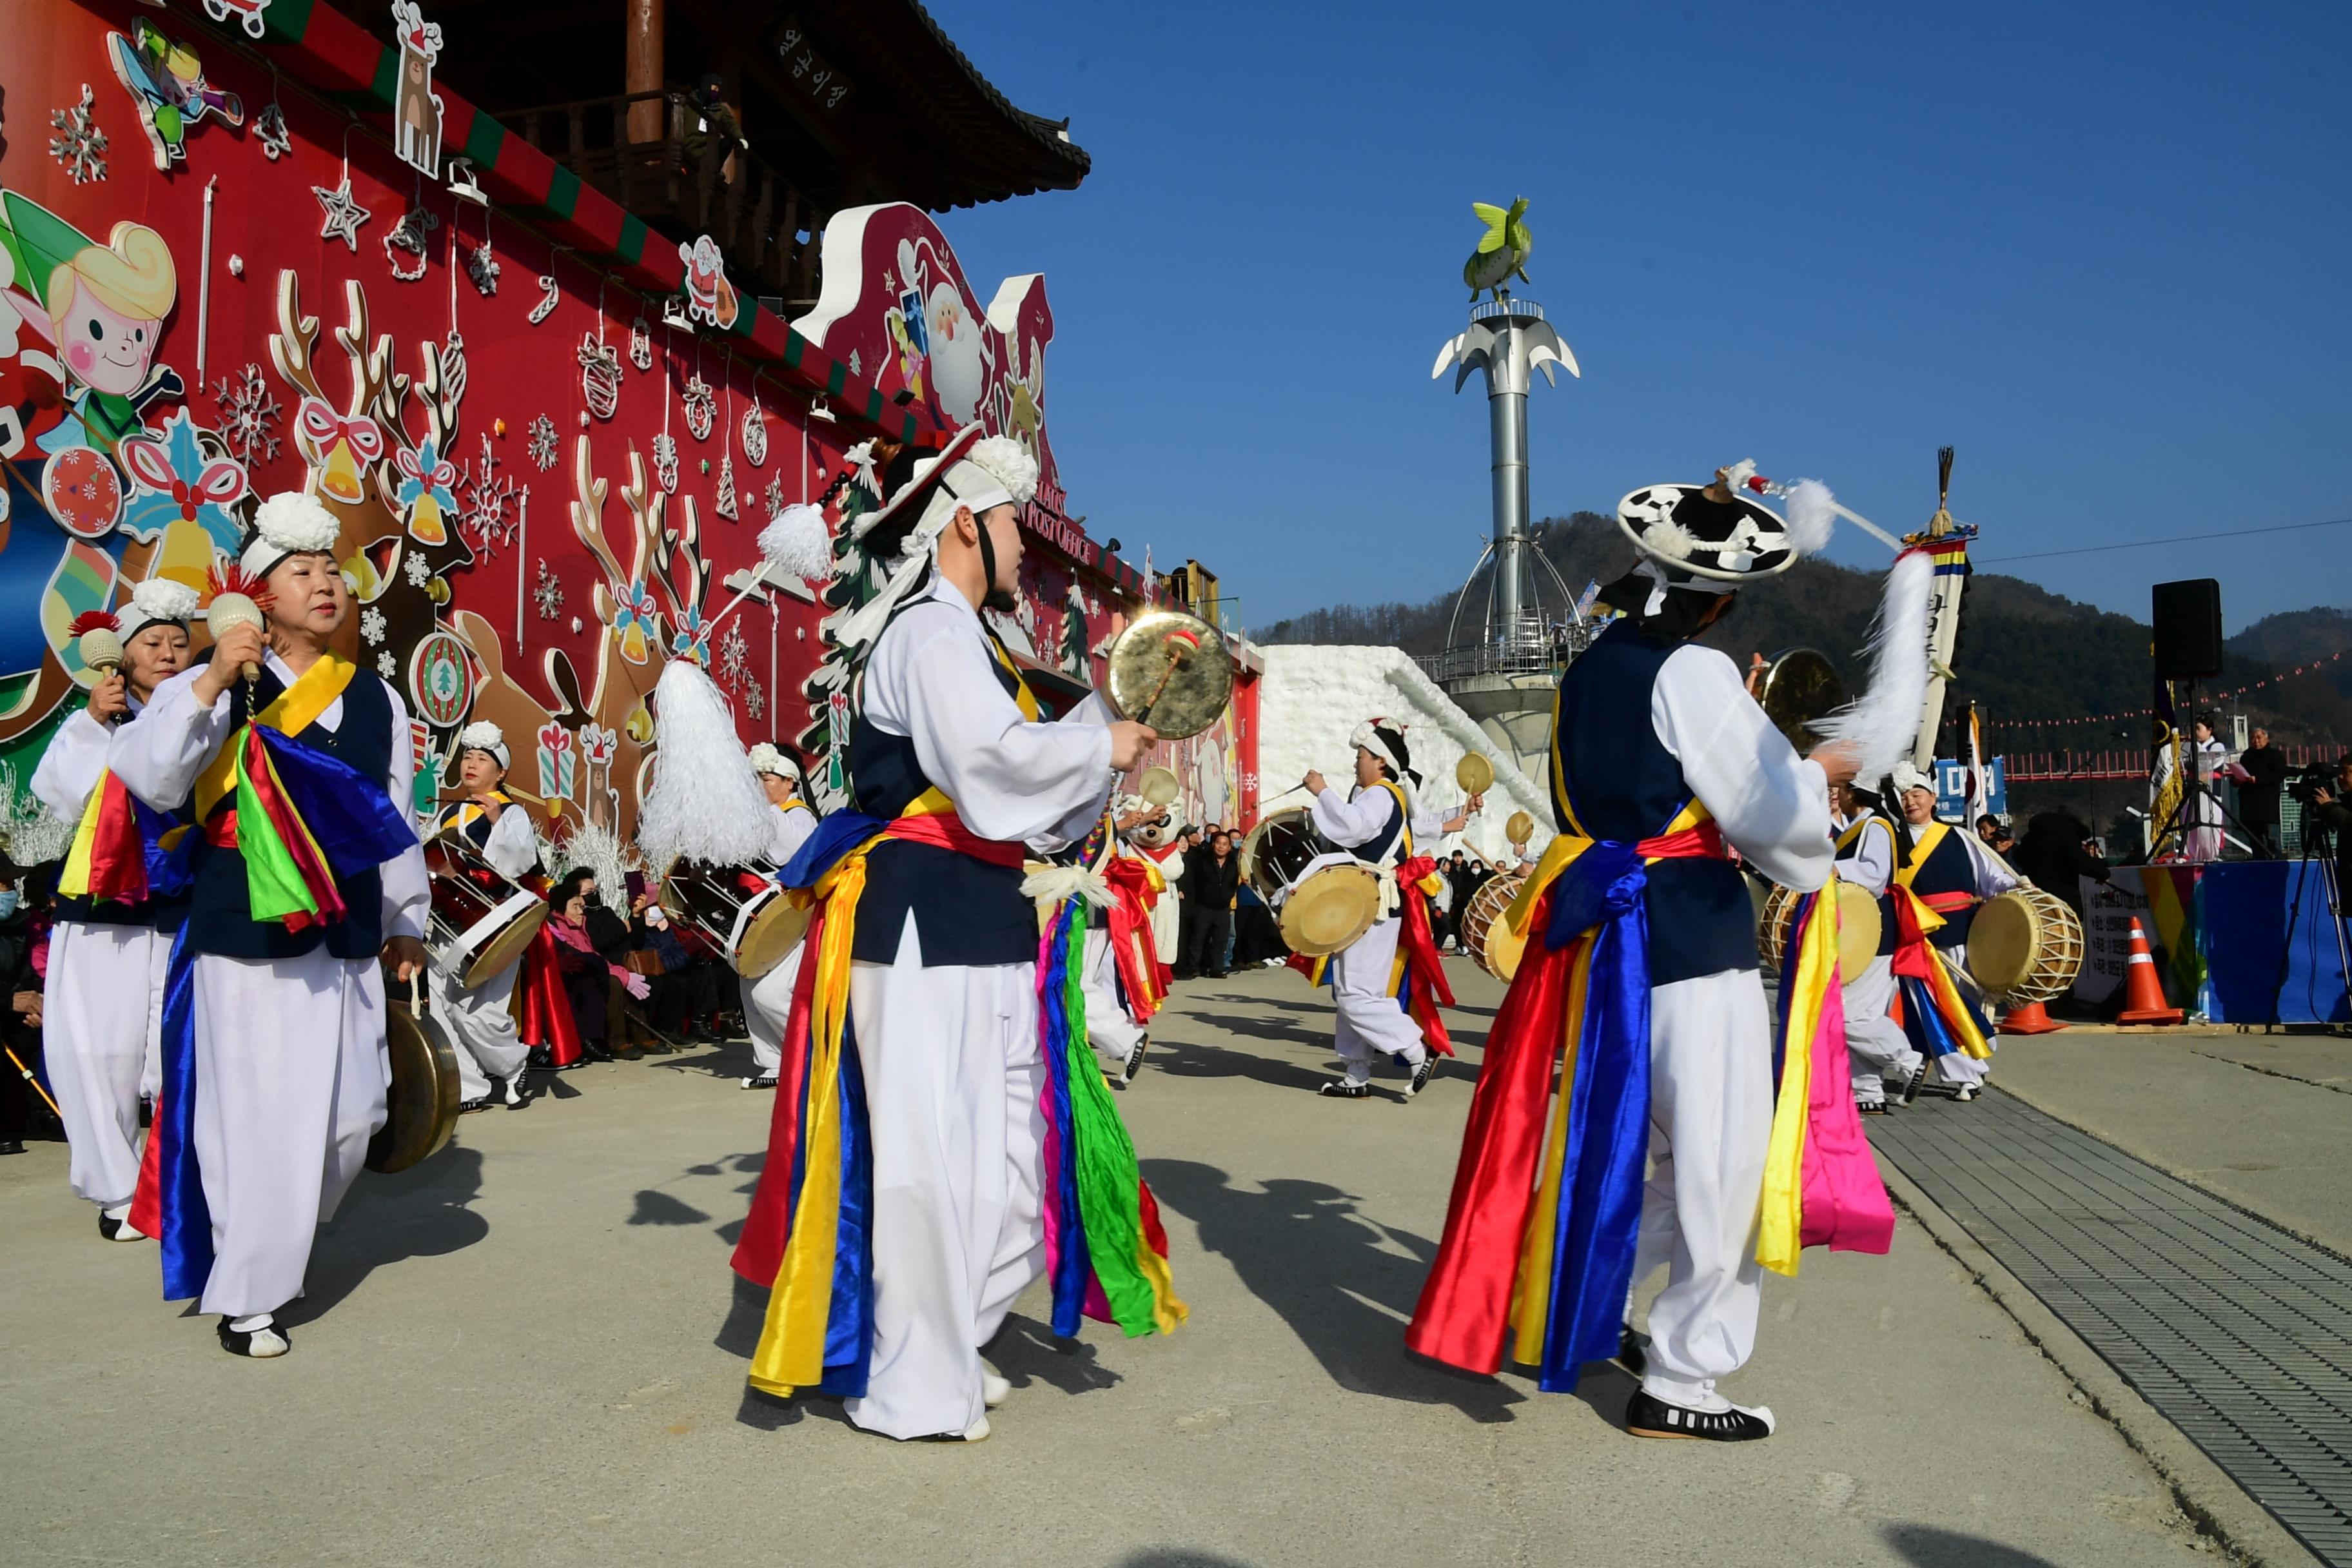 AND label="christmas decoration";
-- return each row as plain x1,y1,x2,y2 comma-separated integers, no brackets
108,17,246,172
49,84,110,185
211,362,283,466
405,551,433,588
578,335,620,419
527,413,560,472
714,449,738,519
741,400,769,467
677,235,739,329
390,1,446,177
312,177,369,250
529,273,559,324
629,315,653,371
651,432,680,493
682,372,716,440
252,103,292,160
465,240,499,296
384,204,436,282
533,558,564,620
456,431,525,559
360,604,388,645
